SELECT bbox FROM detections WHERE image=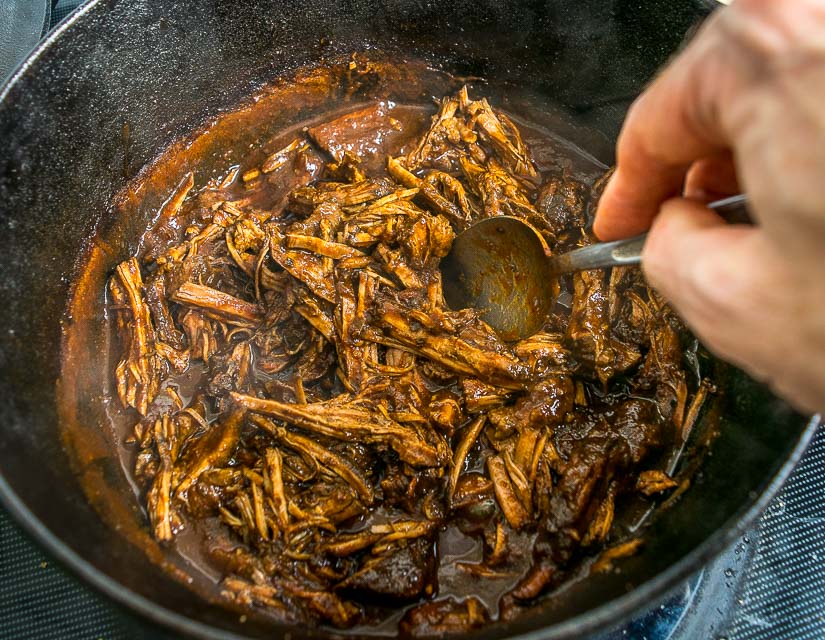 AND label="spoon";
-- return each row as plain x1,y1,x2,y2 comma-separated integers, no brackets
441,194,750,341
